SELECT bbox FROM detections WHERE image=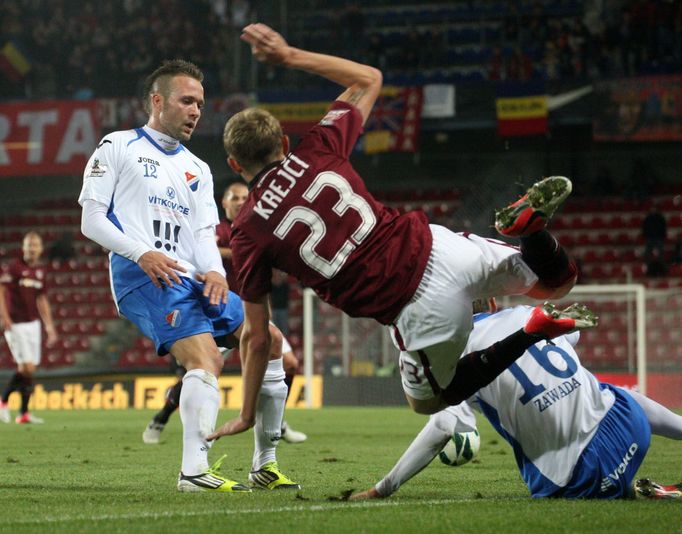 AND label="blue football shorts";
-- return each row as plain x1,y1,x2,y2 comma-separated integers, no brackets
118,277,244,355
552,384,651,499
